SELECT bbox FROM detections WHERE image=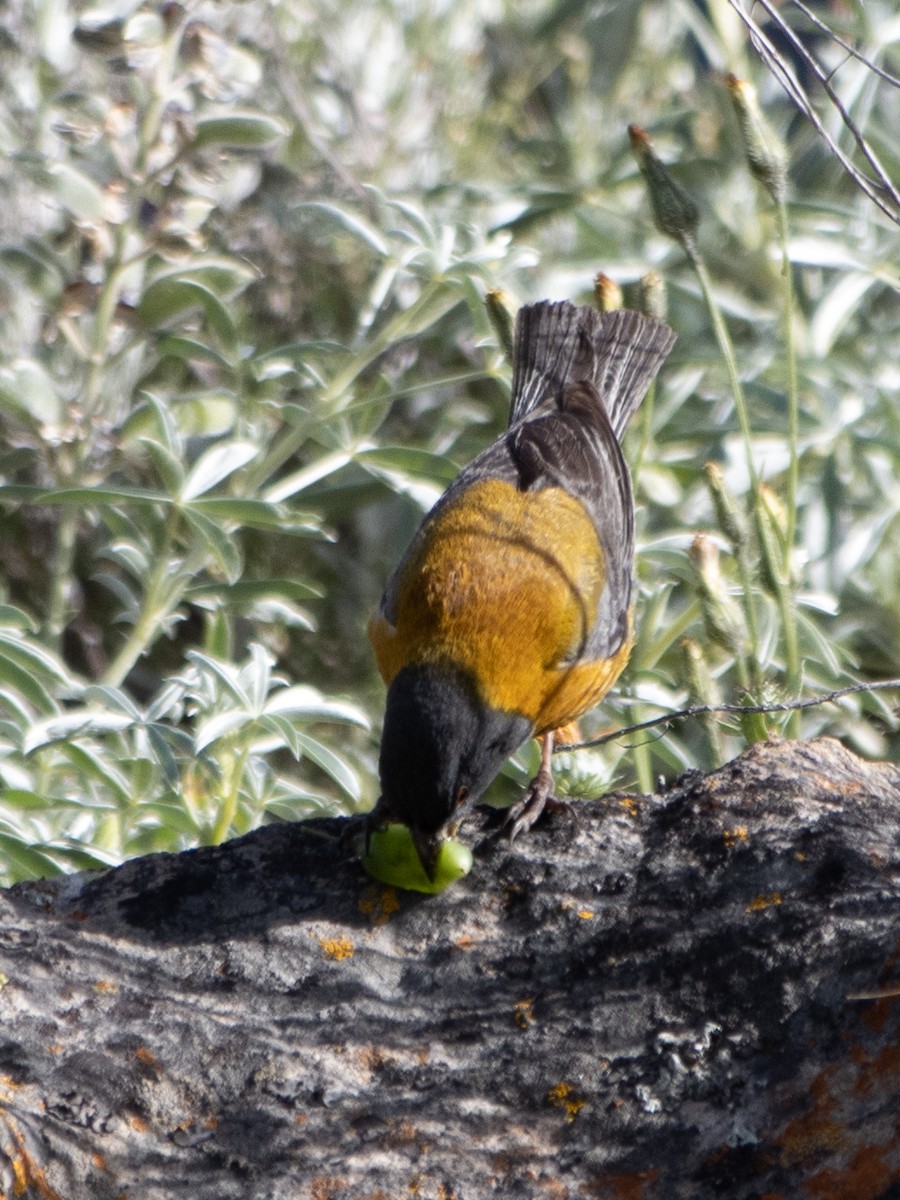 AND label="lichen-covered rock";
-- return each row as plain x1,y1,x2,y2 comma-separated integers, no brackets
0,738,898,1199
